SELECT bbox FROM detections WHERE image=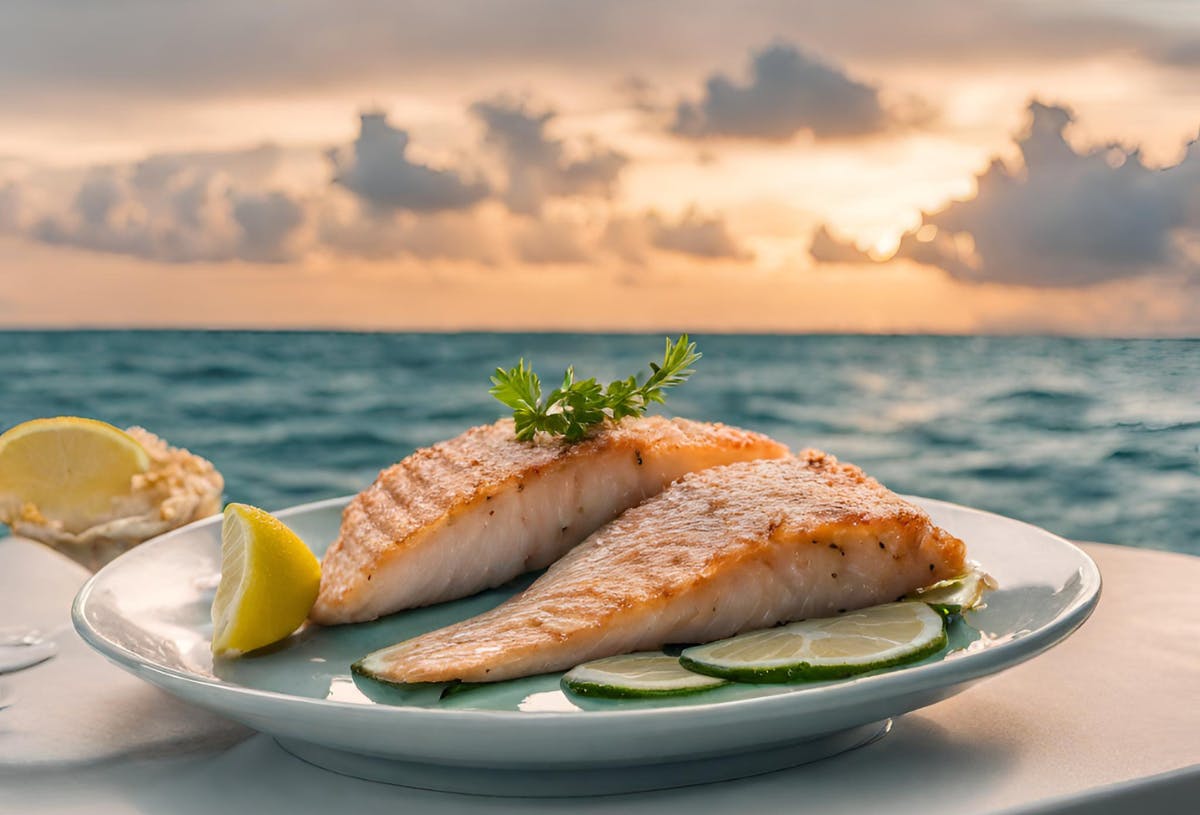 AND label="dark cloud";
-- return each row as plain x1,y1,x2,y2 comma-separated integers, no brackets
330,112,488,213
169,174,220,230
75,173,123,227
230,190,306,262
471,98,626,214
809,224,872,264
672,44,889,141
817,101,1200,286
319,102,631,262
